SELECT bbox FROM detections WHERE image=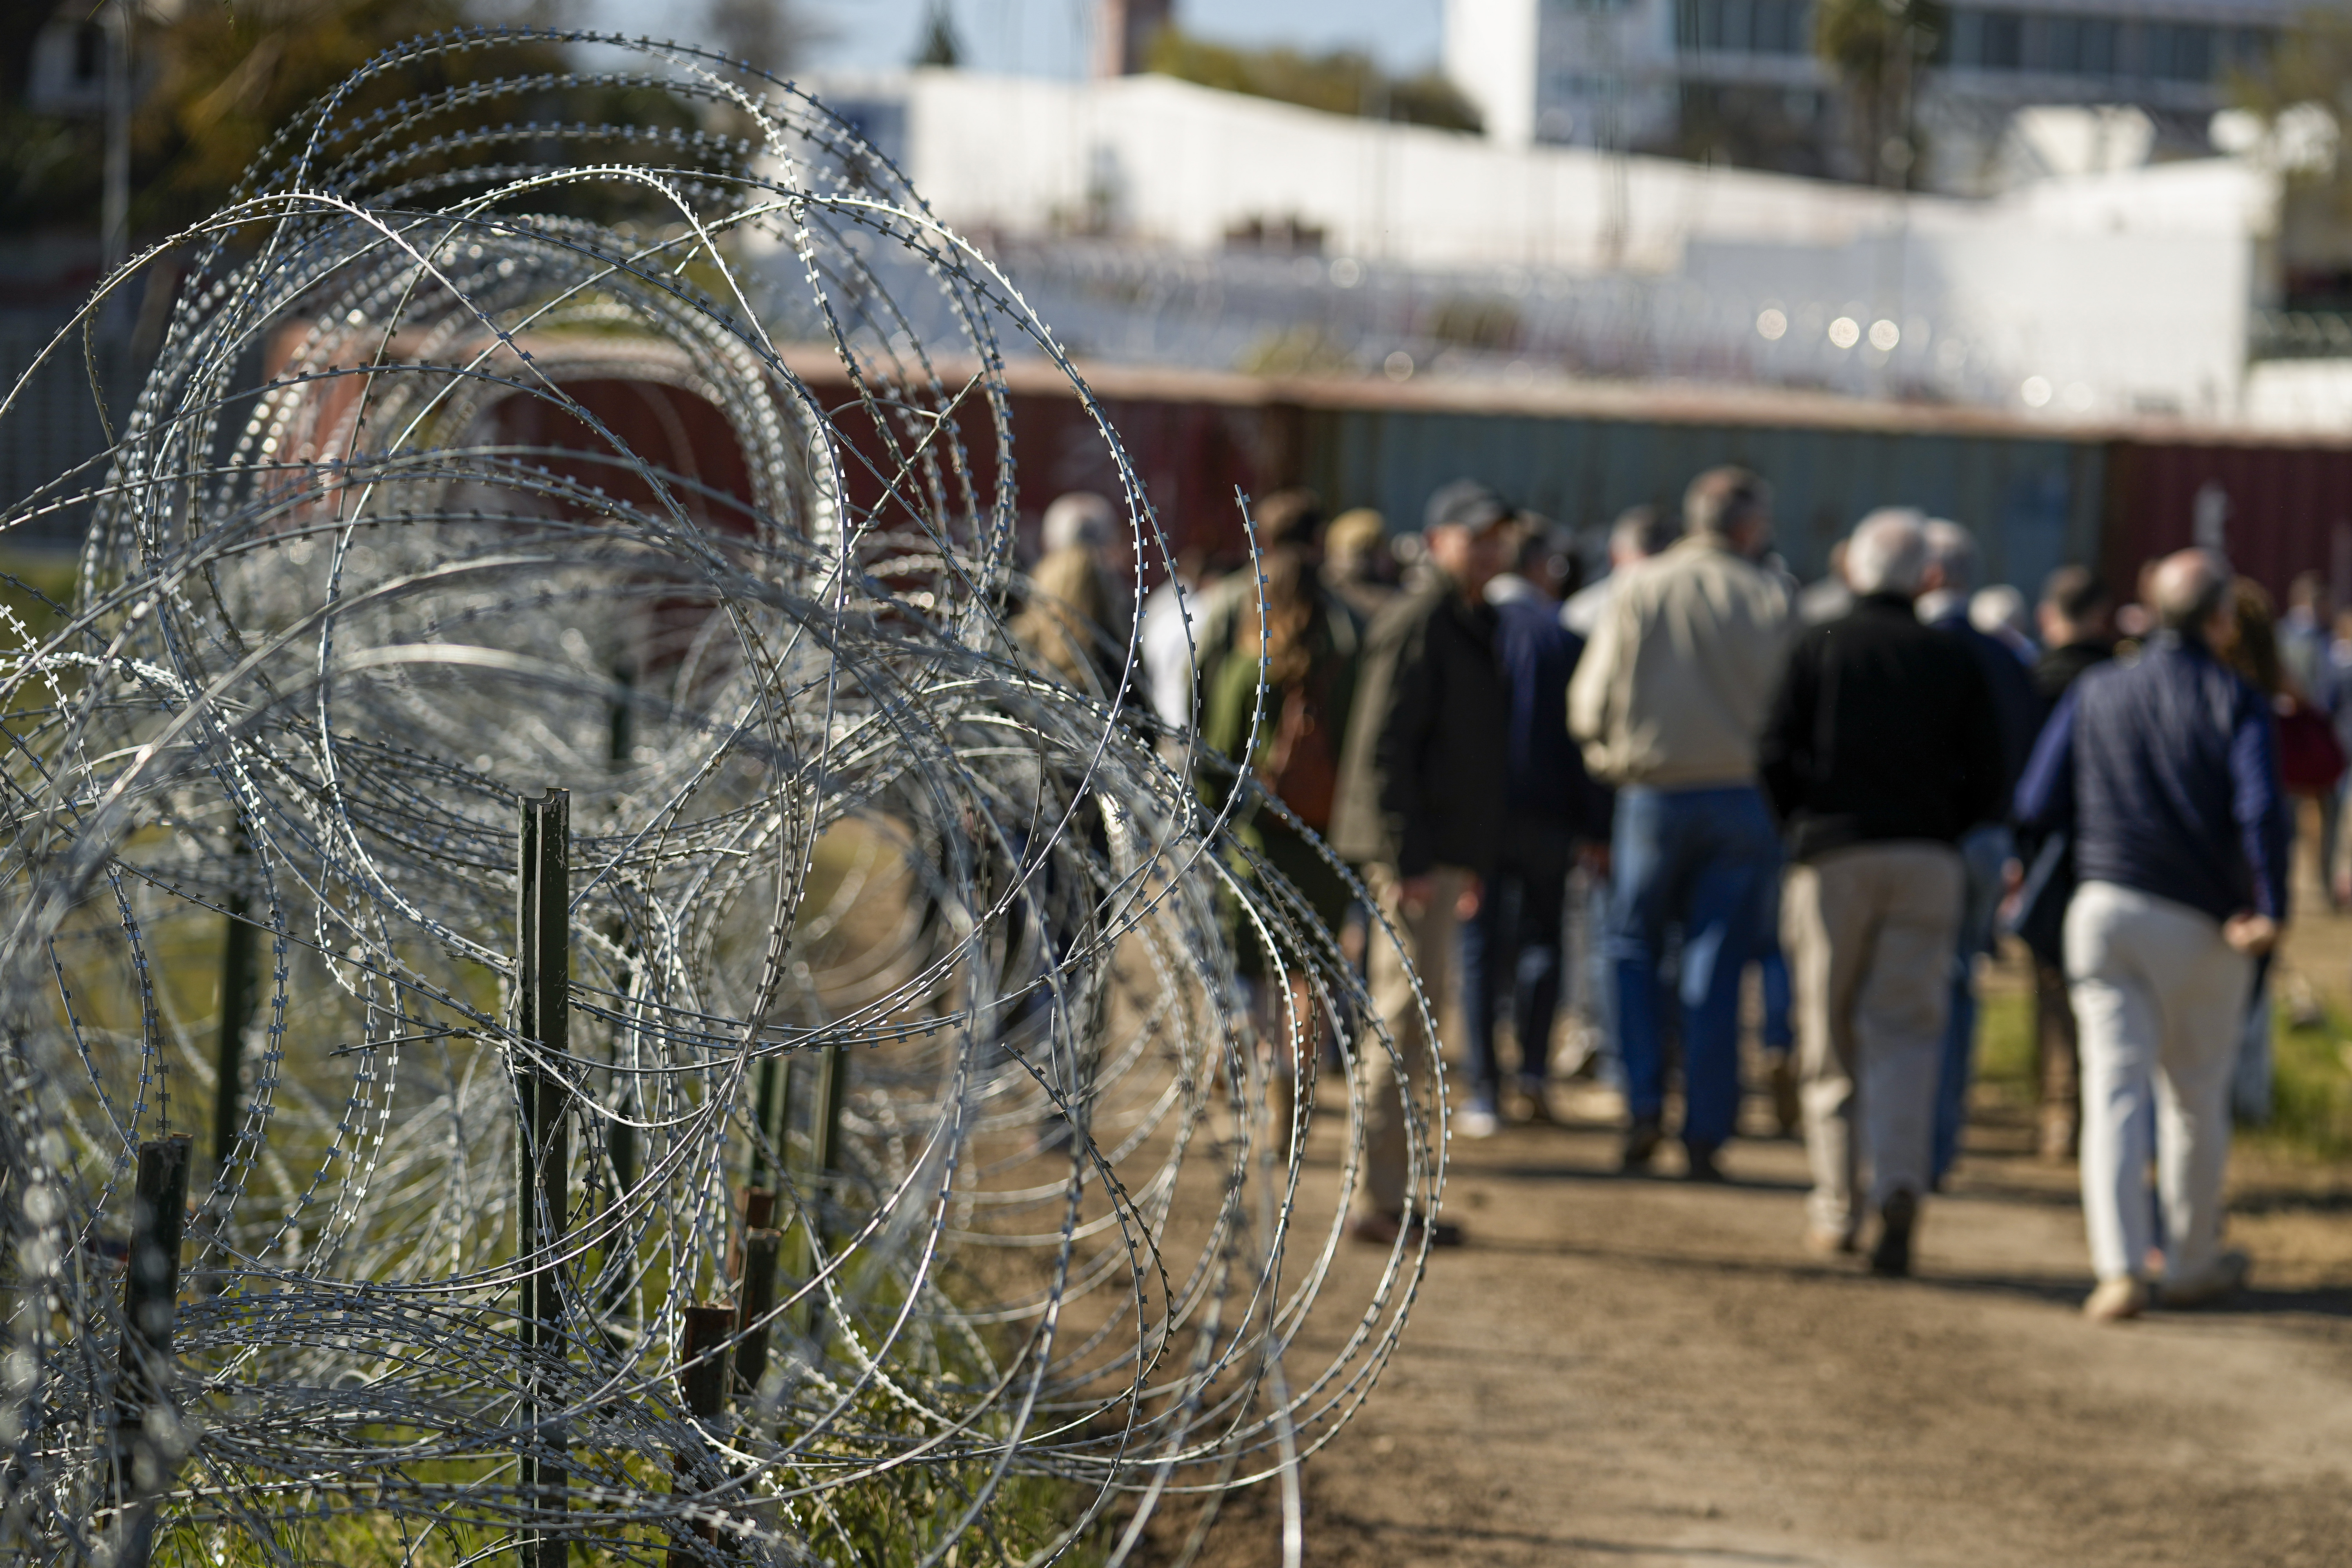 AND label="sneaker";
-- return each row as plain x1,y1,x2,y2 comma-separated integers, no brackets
1621,1117,1664,1172
1455,1103,1501,1140
1868,1189,1918,1278
1515,1078,1558,1125
2082,1276,2152,1323
1767,1053,1801,1138
1683,1143,1726,1183
2159,1249,2250,1310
